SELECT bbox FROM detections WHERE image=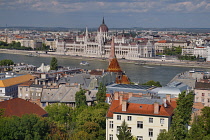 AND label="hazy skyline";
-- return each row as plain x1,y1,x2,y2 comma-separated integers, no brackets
0,0,210,28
